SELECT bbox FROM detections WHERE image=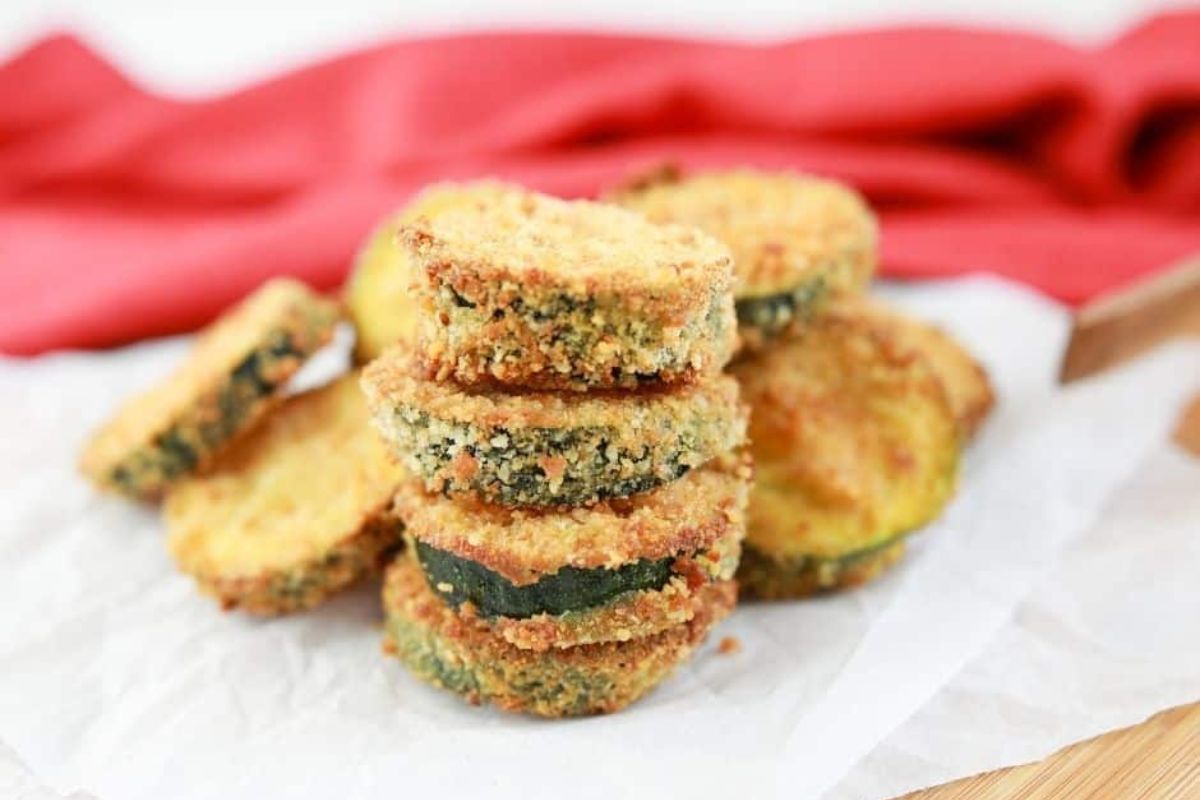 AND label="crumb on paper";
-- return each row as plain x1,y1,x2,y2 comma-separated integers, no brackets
718,636,741,655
